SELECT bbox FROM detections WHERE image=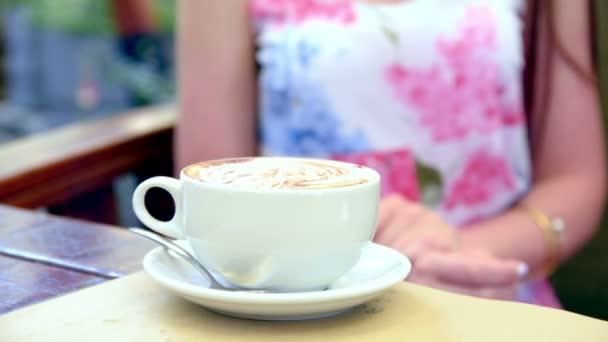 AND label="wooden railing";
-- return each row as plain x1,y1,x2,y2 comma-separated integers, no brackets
0,105,176,223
